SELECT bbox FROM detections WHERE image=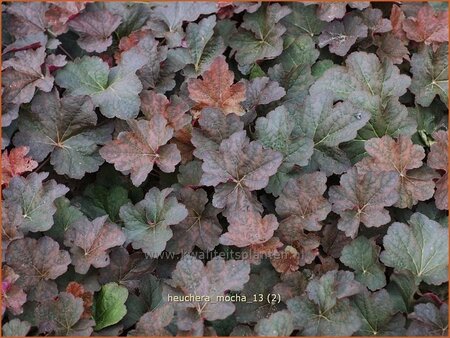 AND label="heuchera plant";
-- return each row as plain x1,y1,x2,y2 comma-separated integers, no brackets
1,1,449,336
